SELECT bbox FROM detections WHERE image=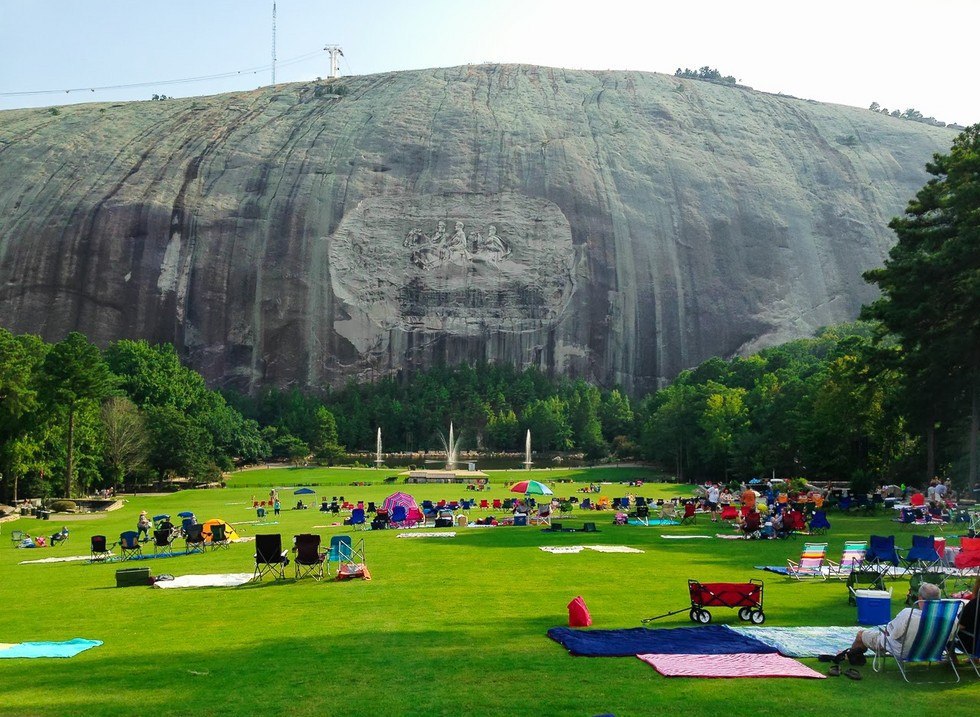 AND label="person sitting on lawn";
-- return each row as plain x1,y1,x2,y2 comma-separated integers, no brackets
50,526,69,545
845,582,942,664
